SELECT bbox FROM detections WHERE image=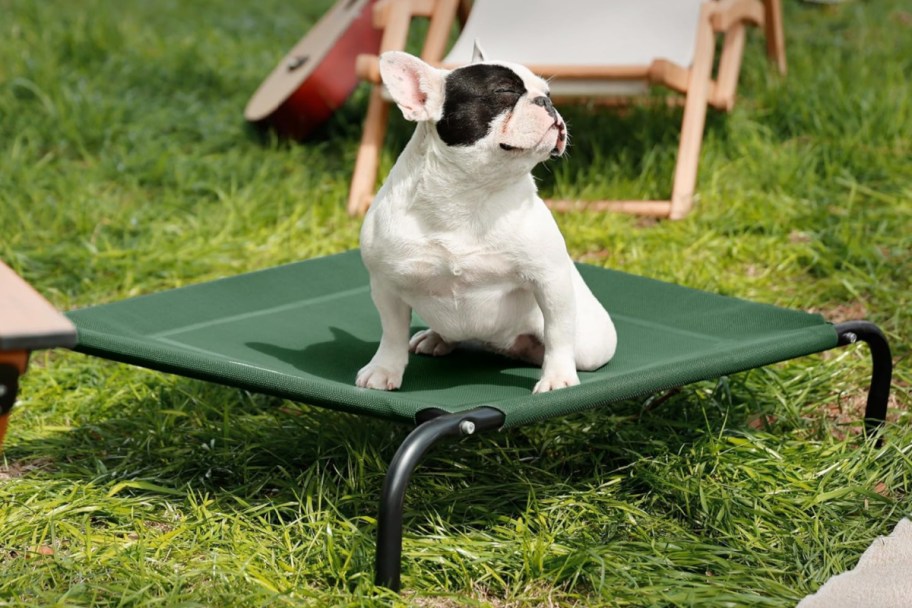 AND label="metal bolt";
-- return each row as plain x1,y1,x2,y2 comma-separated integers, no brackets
287,55,309,71
459,420,476,435
844,332,858,344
